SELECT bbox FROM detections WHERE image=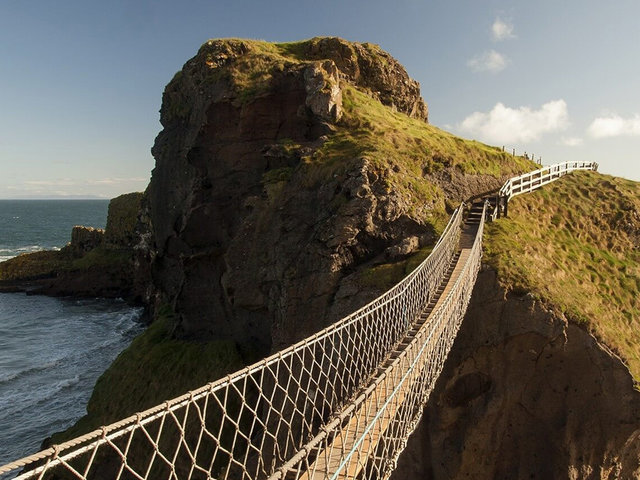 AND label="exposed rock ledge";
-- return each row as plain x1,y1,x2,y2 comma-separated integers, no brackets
393,266,640,479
